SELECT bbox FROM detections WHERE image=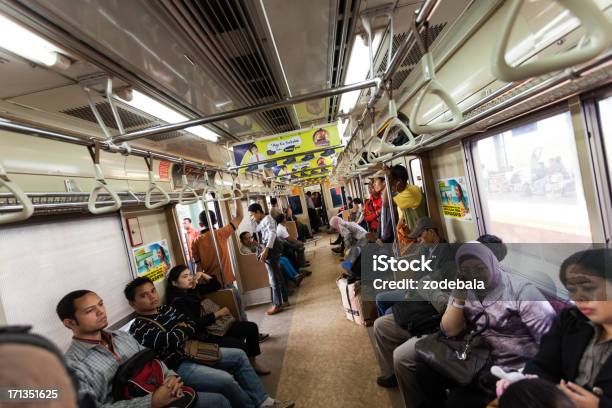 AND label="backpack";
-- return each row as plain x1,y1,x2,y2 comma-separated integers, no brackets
112,349,197,407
